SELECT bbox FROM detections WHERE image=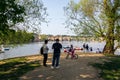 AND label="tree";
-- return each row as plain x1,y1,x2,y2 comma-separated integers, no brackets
64,0,120,54
0,0,48,44
15,0,48,34
0,0,25,44
102,0,120,54
40,34,48,41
